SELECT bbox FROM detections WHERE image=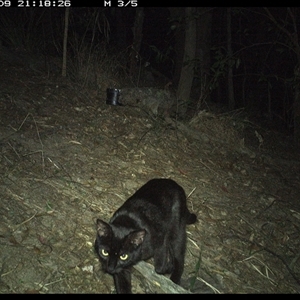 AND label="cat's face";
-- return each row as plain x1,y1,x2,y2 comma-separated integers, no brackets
95,219,146,274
